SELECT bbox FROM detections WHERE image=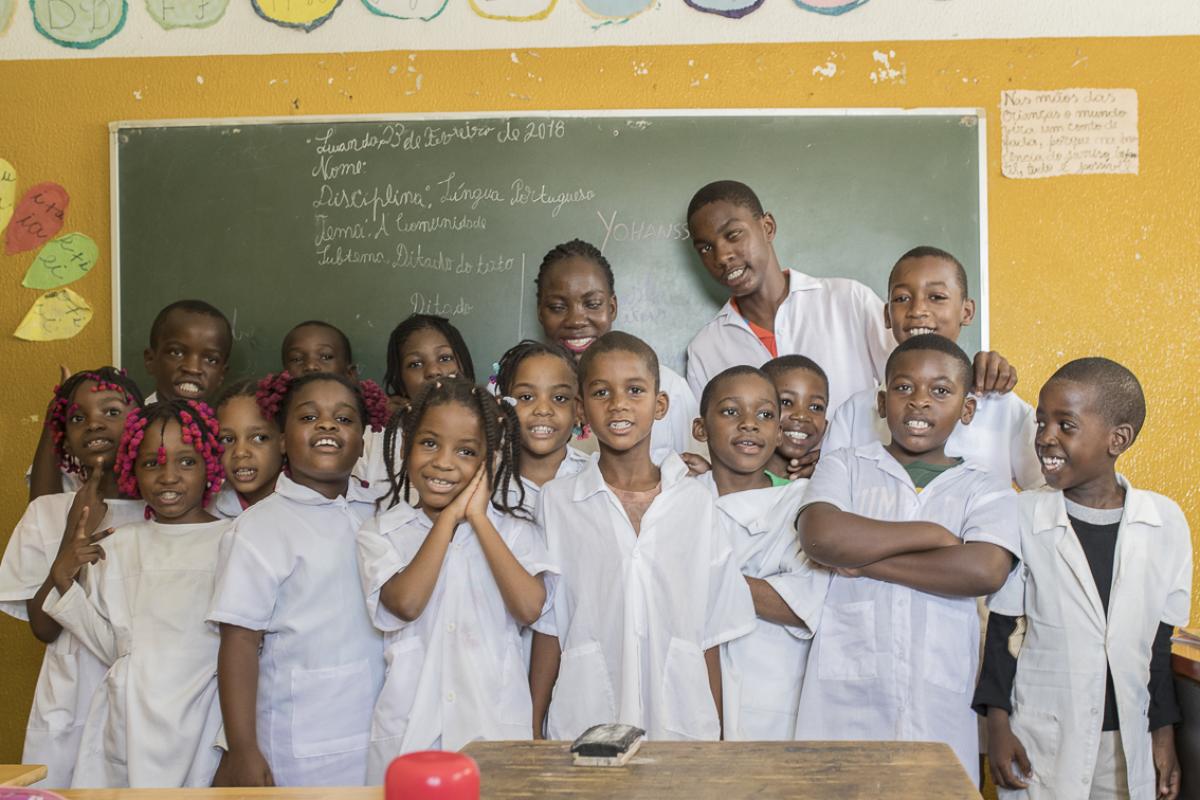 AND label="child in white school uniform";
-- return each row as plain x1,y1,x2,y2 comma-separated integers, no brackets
357,379,555,781
212,379,285,518
974,359,1191,800
823,246,1040,489
208,372,390,788
529,332,756,742
794,334,1020,783
45,399,230,788
691,365,820,741
0,369,145,788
